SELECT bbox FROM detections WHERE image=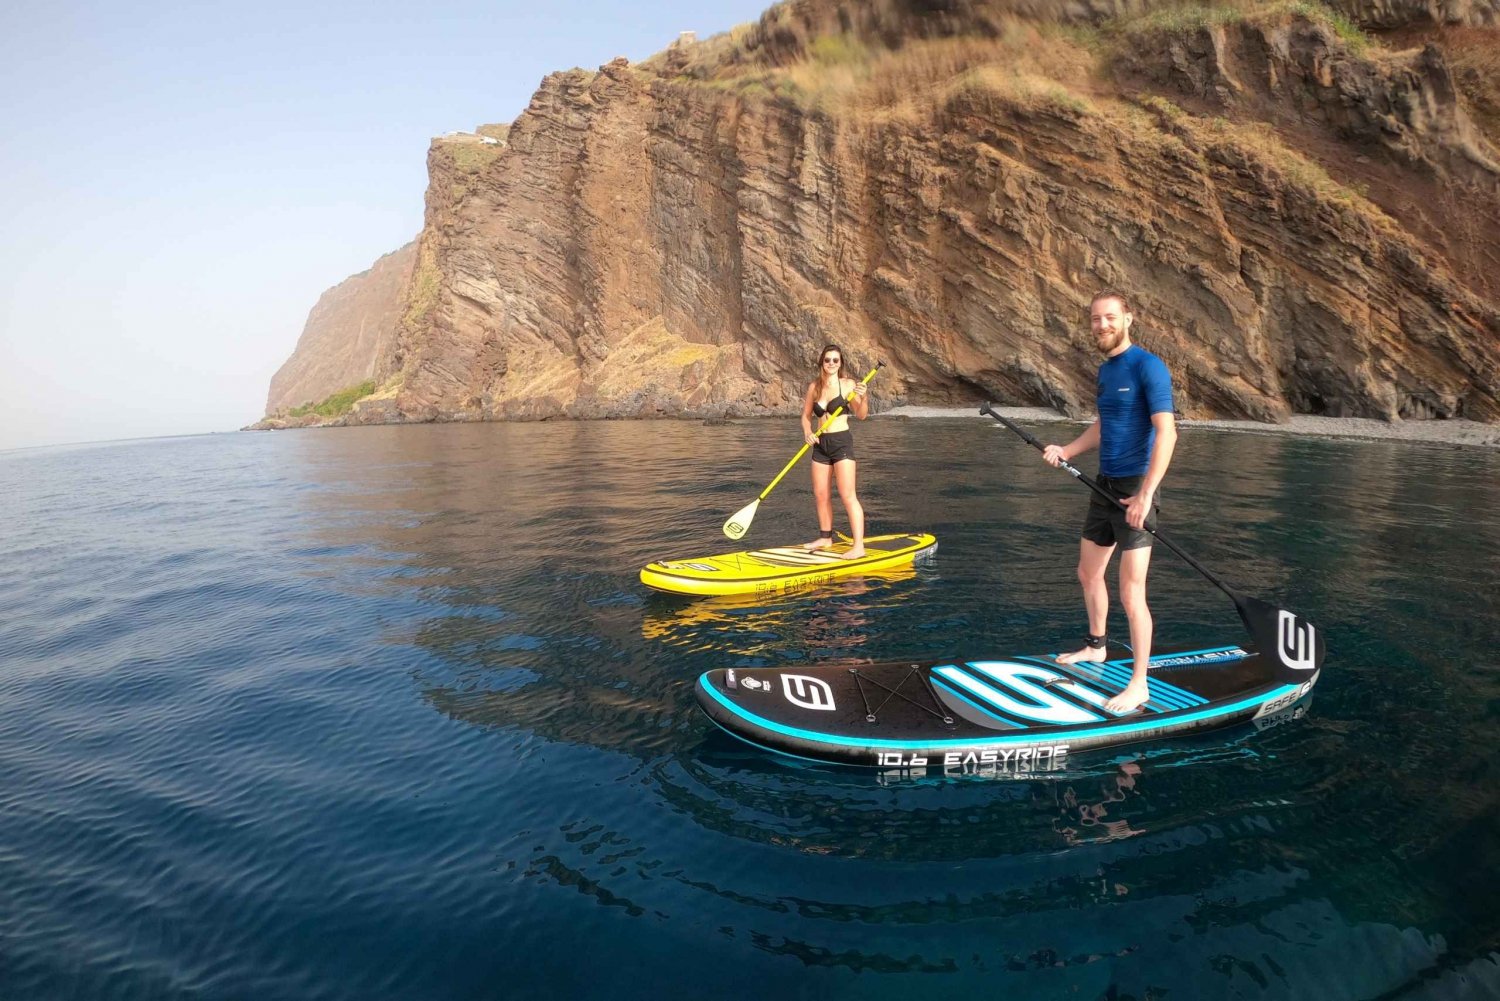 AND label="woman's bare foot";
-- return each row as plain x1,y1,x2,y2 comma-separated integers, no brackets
1104,681,1149,714
1056,644,1107,665
840,547,866,559
803,537,833,551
